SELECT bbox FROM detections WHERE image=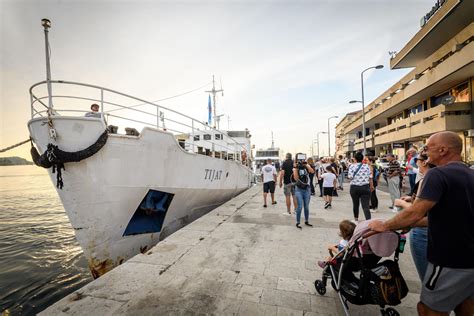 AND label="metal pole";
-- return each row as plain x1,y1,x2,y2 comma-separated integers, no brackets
327,117,338,157
157,106,160,129
358,64,383,156
361,71,366,156
191,120,195,153
100,89,104,113
317,132,326,158
30,94,34,118
42,19,53,110
213,76,217,128
327,119,331,157
317,134,321,158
